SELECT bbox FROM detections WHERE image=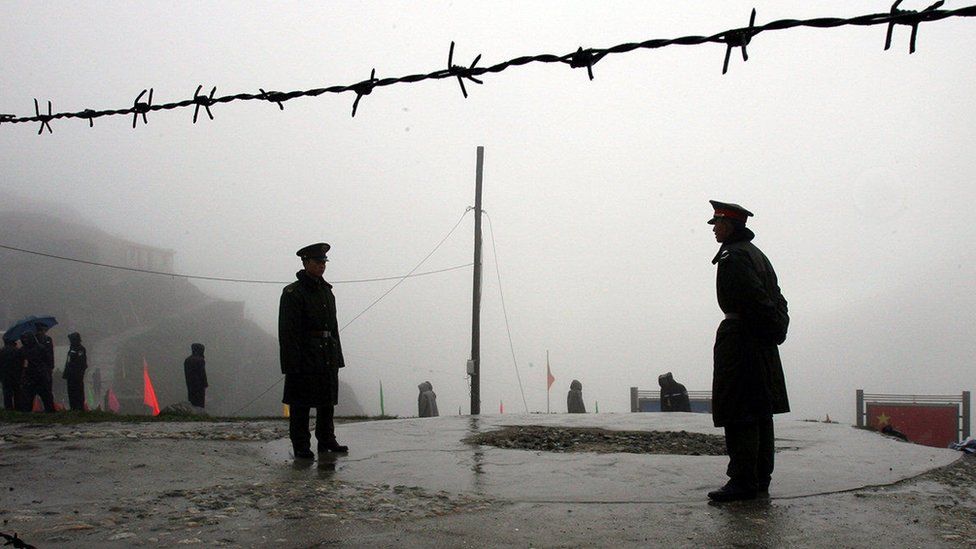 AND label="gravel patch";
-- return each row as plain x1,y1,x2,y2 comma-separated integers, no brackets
0,422,288,443
465,425,727,456
896,453,976,543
